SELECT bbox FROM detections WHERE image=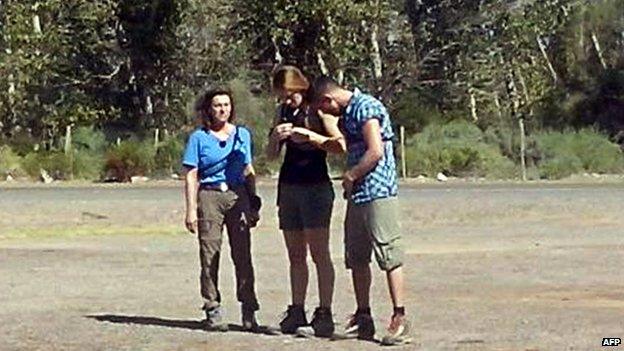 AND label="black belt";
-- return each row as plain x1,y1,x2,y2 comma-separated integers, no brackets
200,183,229,192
